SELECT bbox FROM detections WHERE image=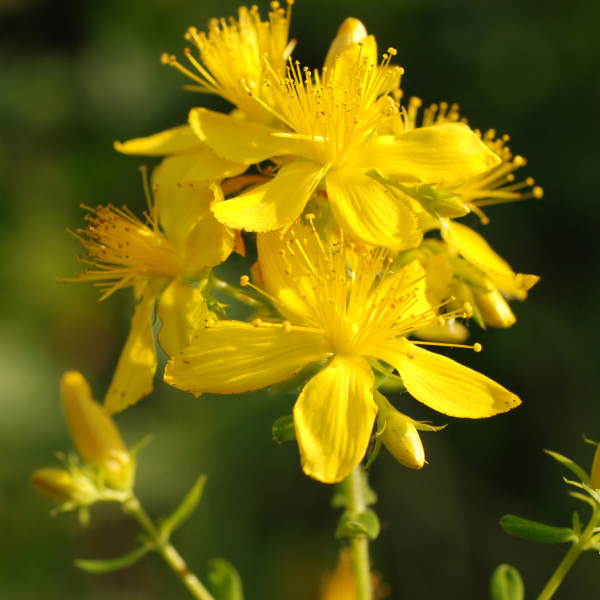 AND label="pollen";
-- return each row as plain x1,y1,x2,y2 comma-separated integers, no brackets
240,275,250,286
